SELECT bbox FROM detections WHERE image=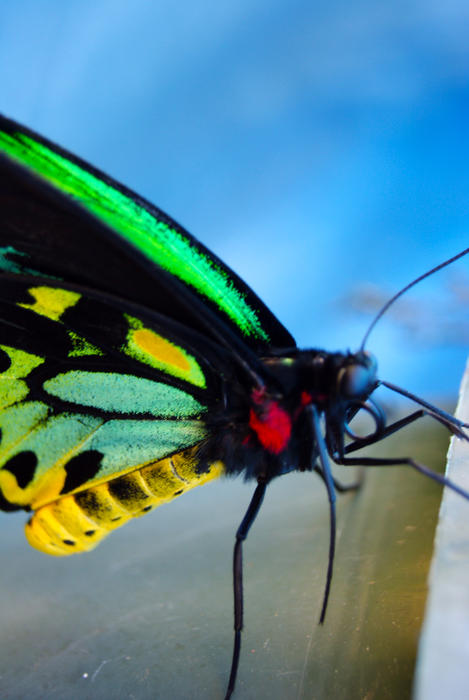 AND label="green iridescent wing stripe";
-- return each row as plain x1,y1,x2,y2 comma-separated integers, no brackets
0,115,295,352
0,277,226,513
